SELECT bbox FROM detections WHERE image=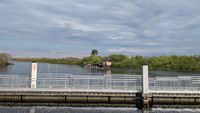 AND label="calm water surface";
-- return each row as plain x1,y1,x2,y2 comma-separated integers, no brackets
0,61,199,77
0,61,103,75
